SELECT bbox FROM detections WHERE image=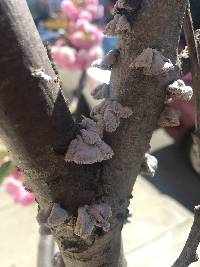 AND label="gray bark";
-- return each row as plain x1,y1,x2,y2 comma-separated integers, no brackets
0,0,187,266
